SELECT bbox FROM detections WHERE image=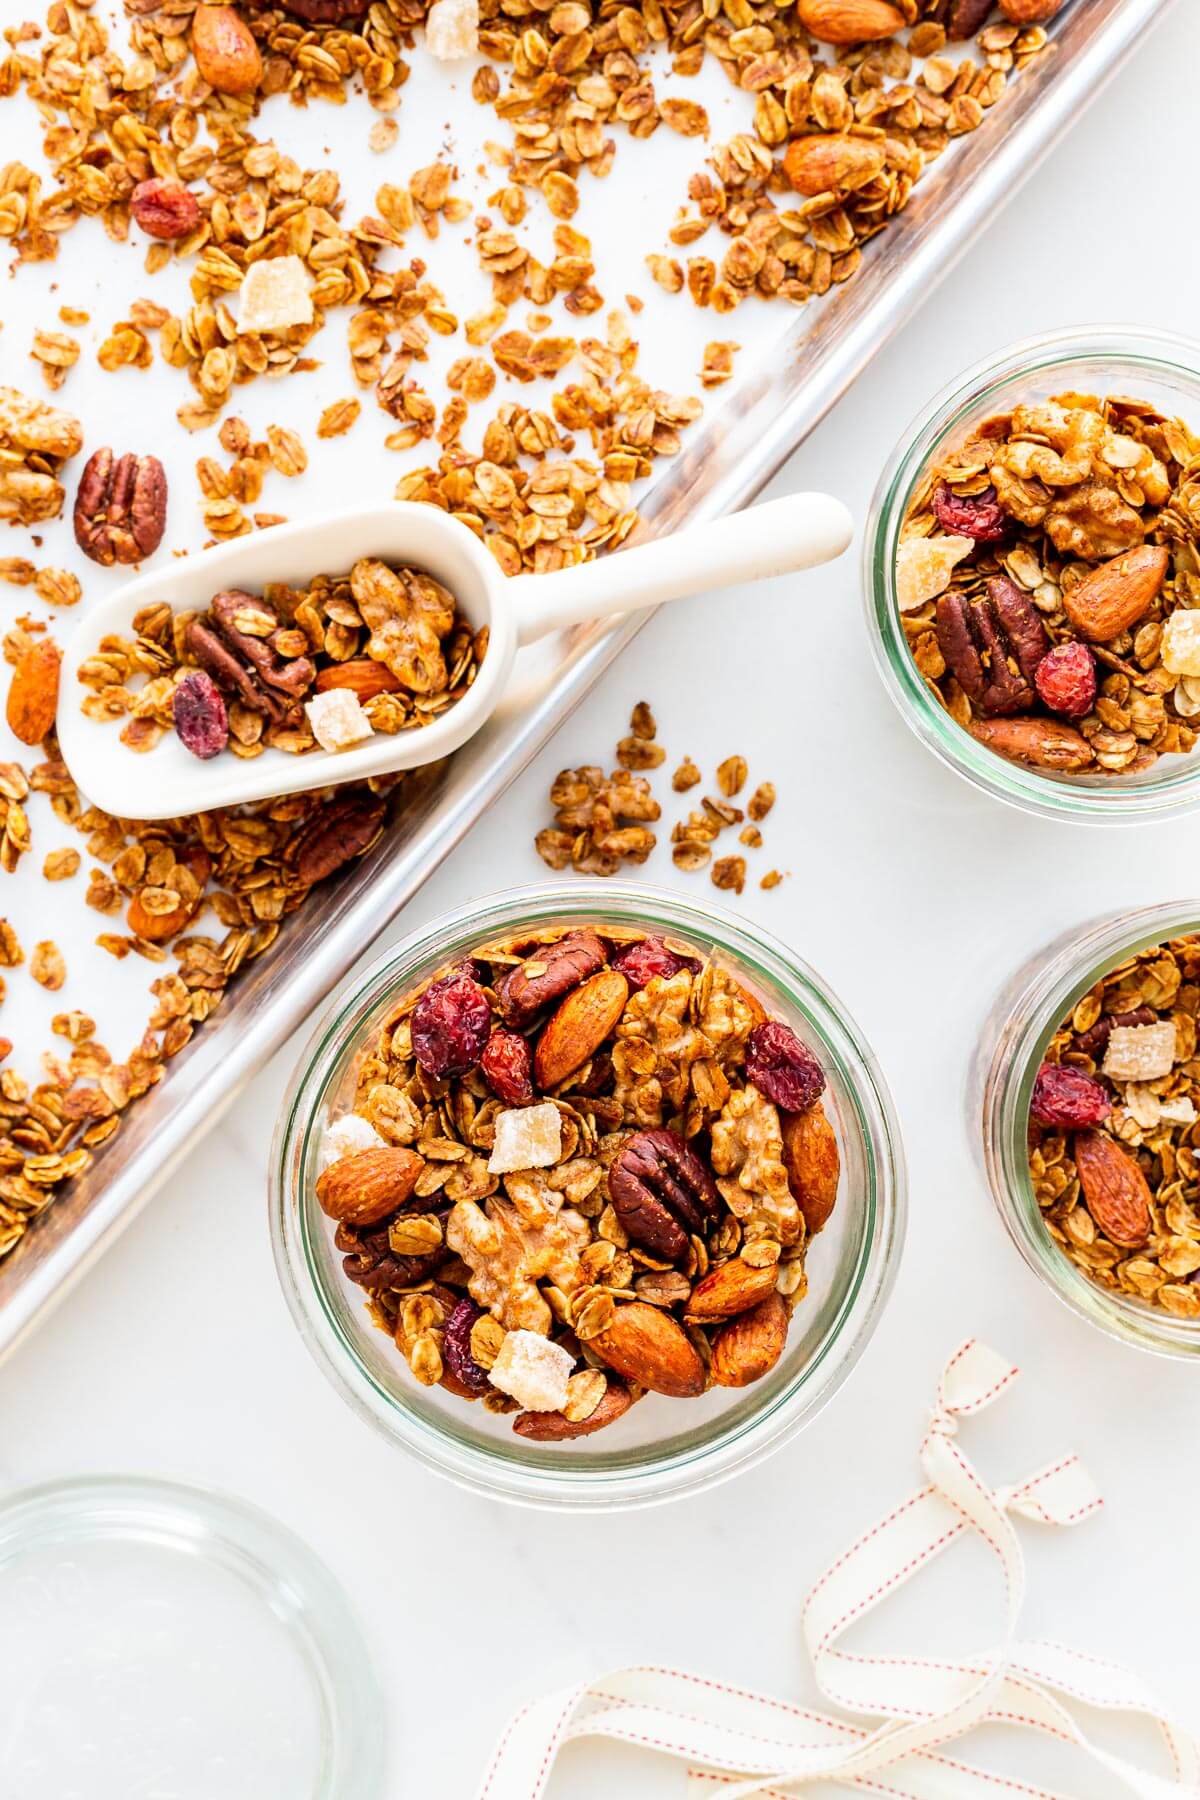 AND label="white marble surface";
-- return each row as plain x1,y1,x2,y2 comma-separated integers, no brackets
3,7,1200,1796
